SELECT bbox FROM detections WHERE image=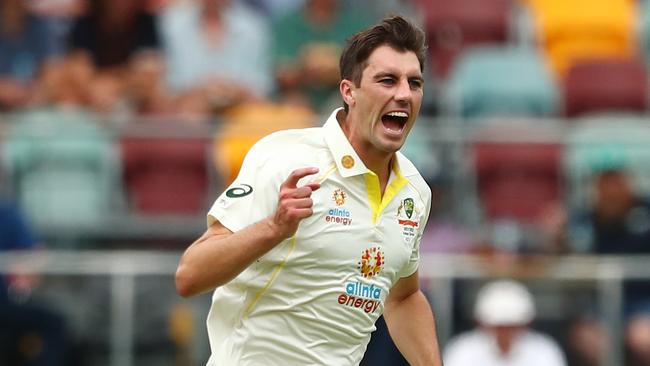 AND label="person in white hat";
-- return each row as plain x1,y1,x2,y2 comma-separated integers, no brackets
443,280,567,366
